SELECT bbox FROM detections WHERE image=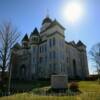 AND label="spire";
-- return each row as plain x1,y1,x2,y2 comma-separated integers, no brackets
46,9,49,18
30,28,39,37
12,43,21,49
22,34,29,42
41,9,52,25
